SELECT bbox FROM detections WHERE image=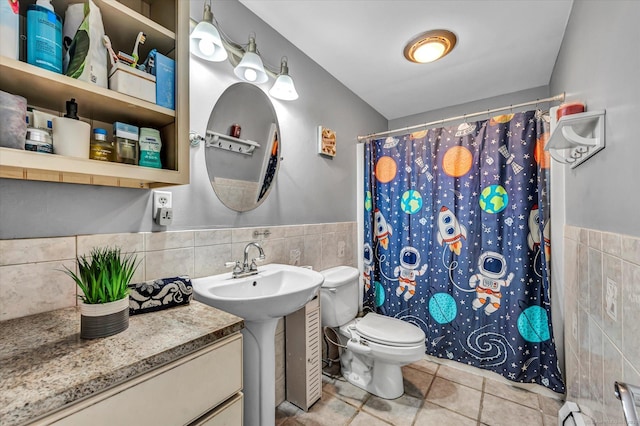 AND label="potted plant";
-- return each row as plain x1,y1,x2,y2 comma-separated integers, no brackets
64,247,140,339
